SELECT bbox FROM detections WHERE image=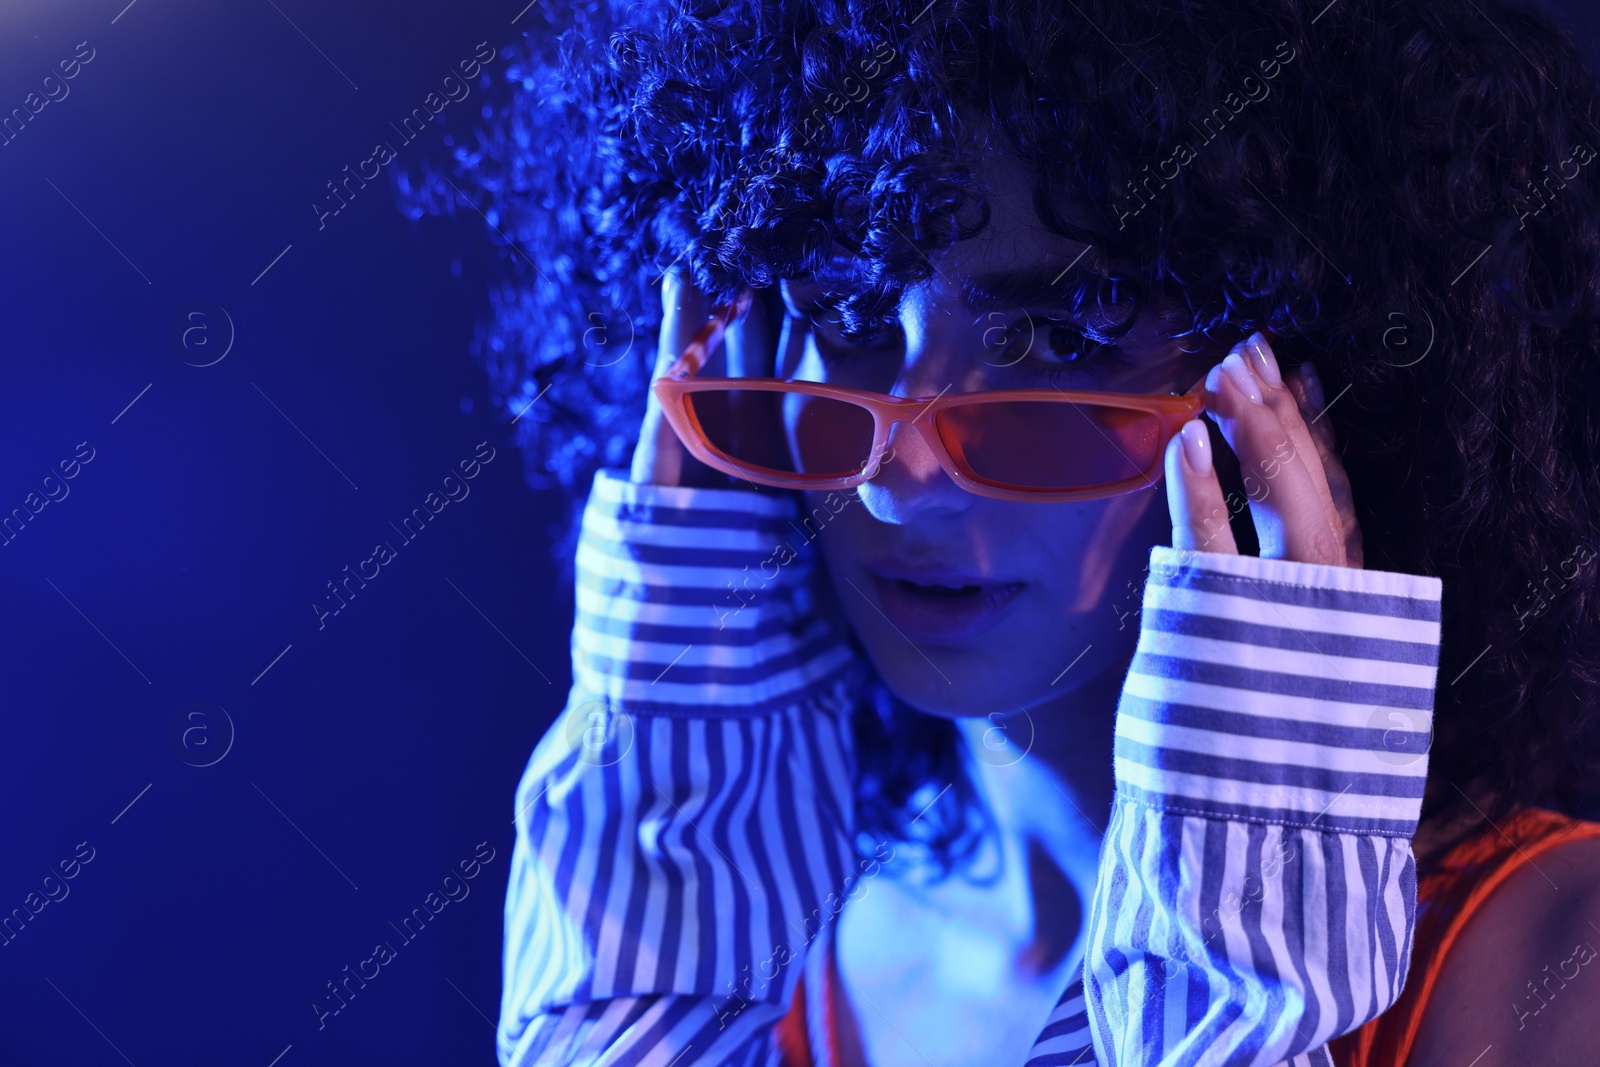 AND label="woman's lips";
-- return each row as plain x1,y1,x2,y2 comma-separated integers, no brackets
866,572,1025,645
